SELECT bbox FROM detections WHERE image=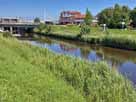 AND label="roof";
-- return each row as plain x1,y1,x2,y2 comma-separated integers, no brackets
68,11,81,15
61,11,85,19
62,11,81,15
74,14,85,19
